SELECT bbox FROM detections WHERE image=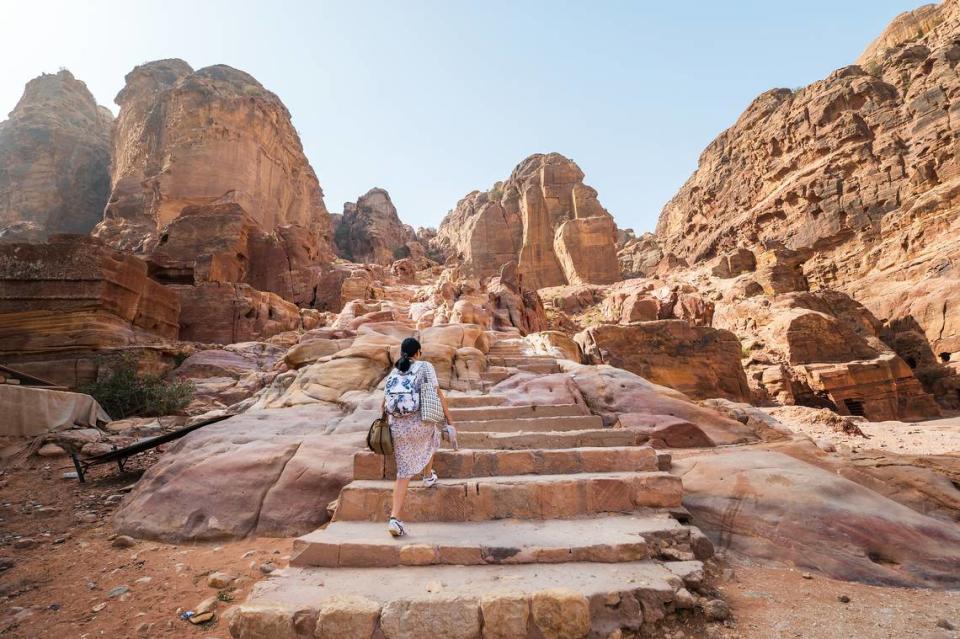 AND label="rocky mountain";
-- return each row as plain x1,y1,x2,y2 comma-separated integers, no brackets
333,188,421,265
656,0,960,370
434,152,621,289
92,59,334,266
0,70,112,242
